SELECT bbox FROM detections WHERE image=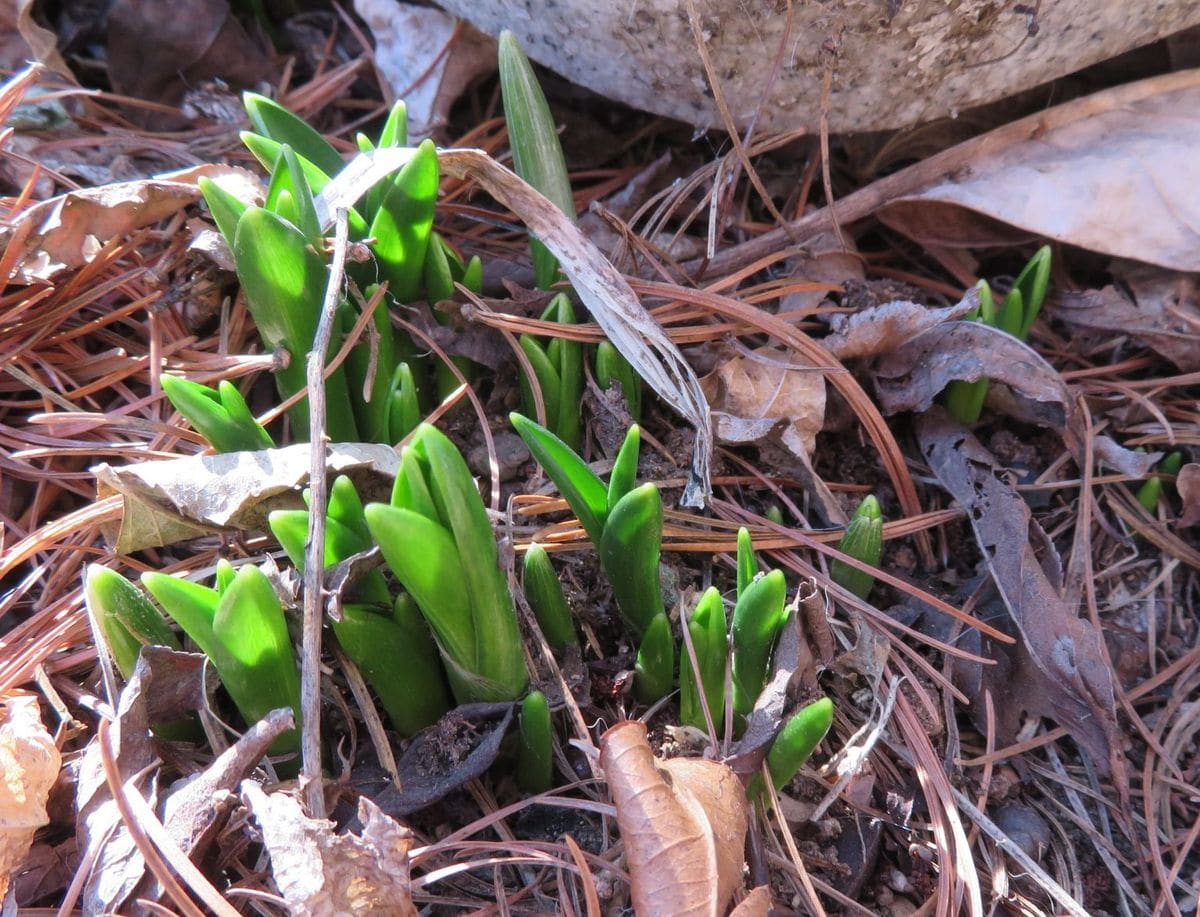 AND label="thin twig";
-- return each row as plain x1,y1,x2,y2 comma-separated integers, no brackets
300,206,351,817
